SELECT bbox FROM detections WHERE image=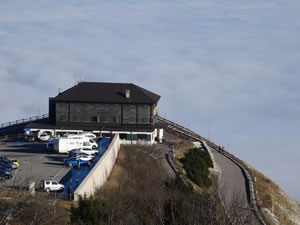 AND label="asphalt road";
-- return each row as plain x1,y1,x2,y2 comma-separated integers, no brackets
212,149,261,224
156,144,177,178
0,142,70,189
